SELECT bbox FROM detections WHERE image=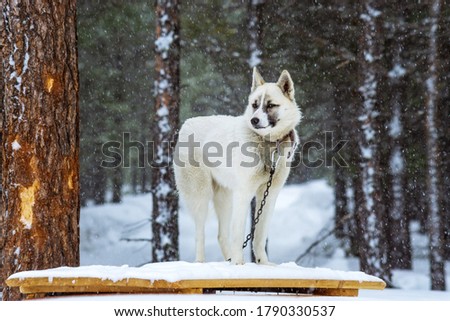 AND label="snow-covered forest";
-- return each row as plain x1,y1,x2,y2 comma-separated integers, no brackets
0,0,449,301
